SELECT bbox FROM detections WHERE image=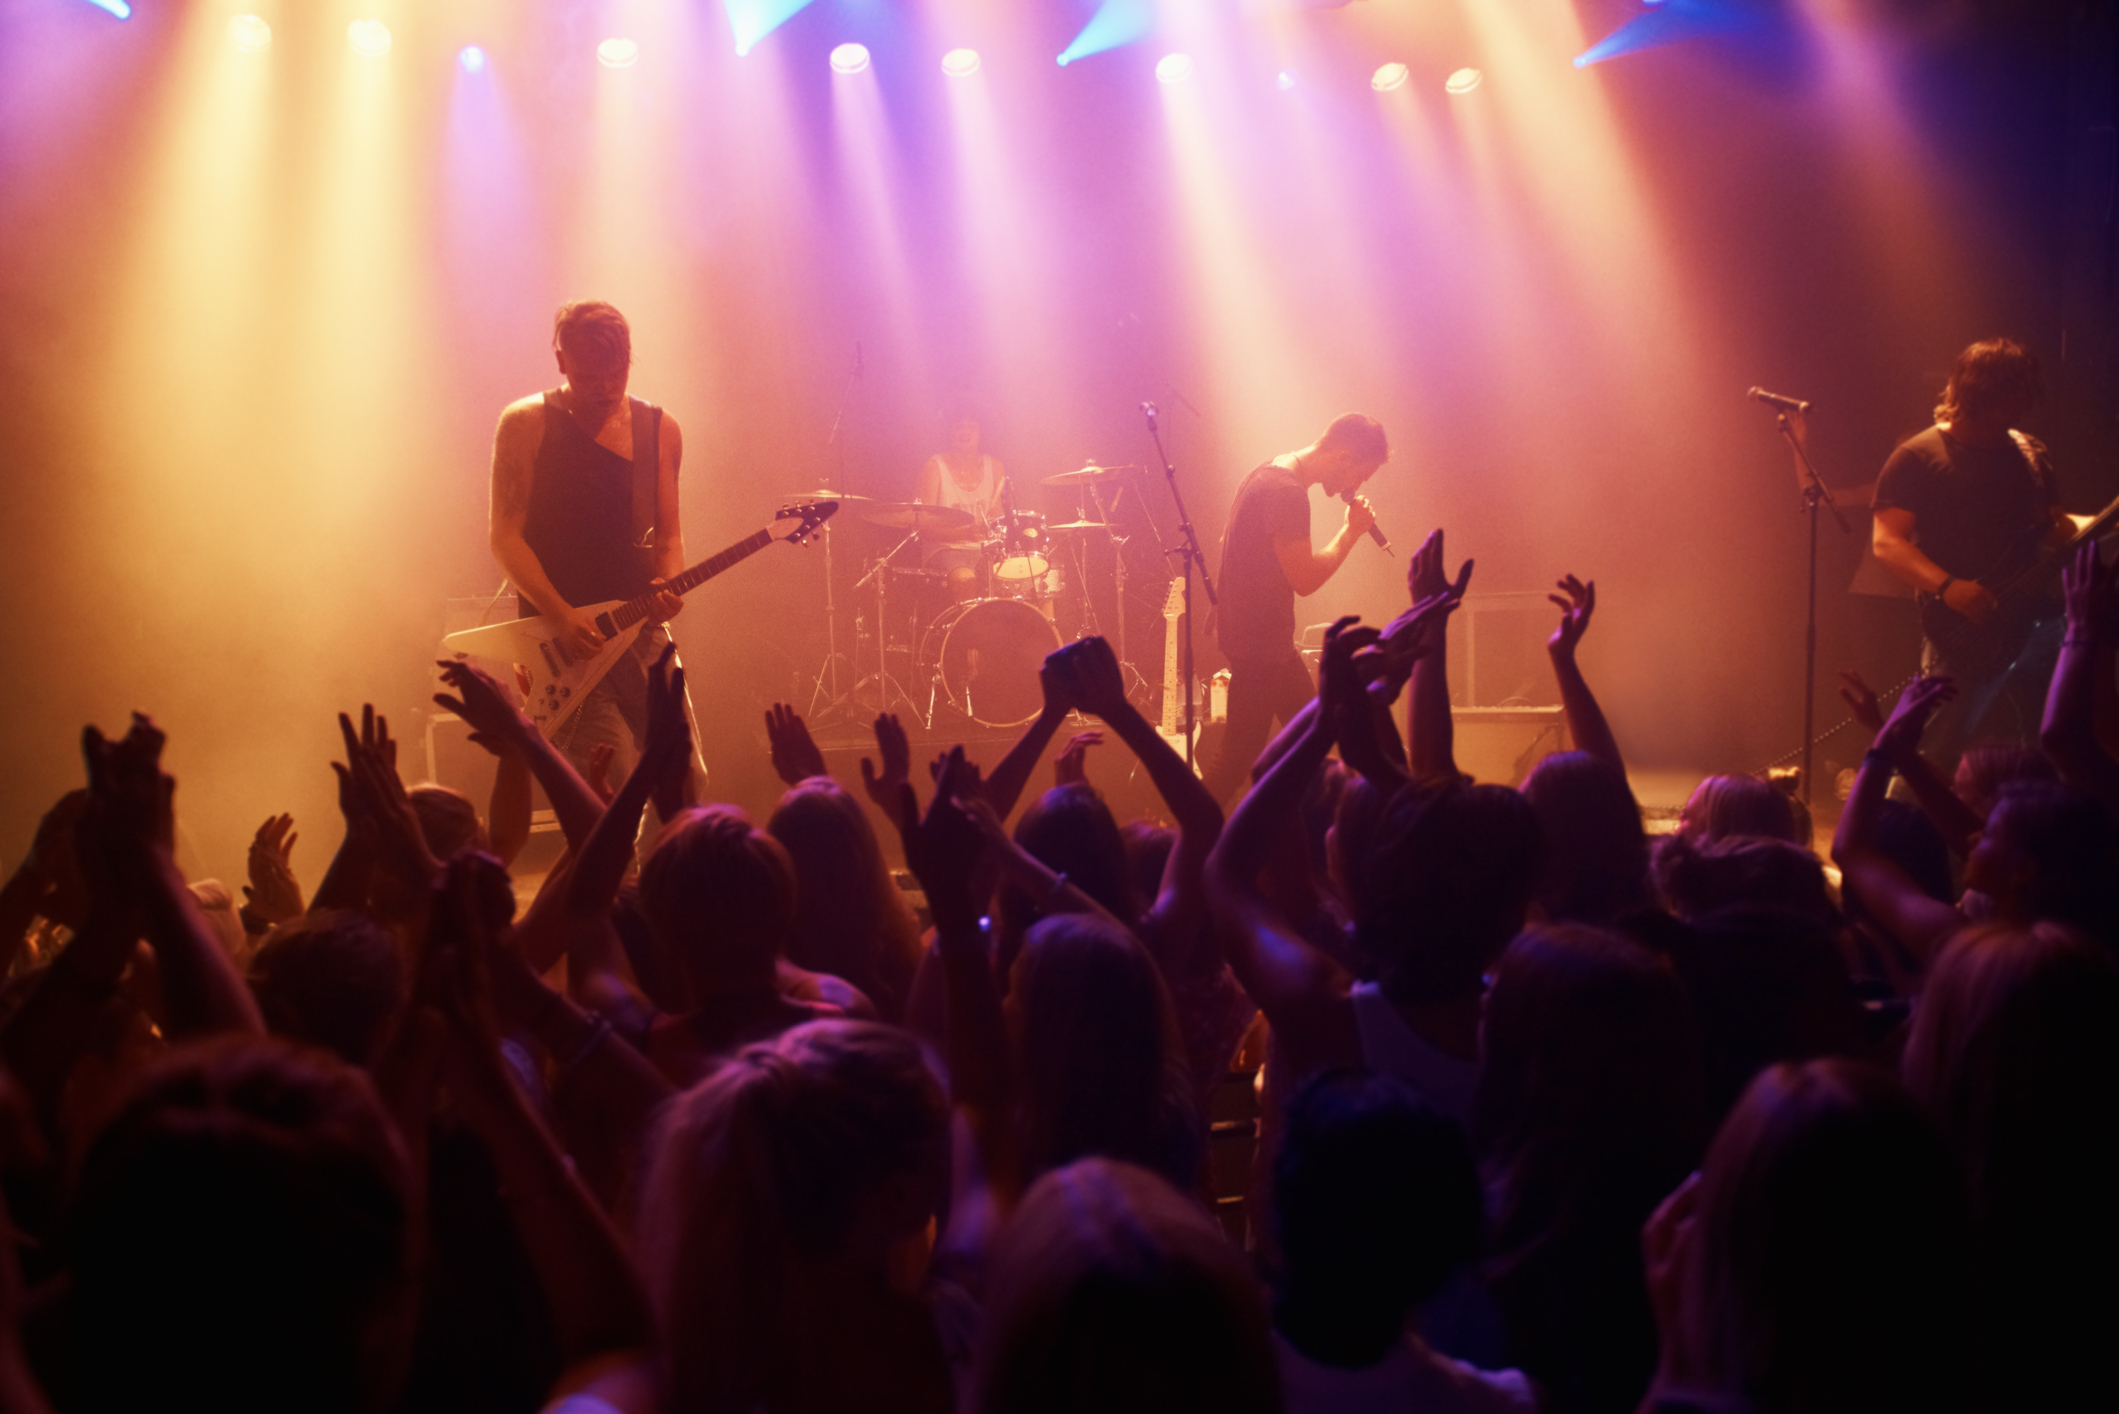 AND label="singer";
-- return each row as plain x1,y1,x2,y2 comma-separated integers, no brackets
1203,412,1389,802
